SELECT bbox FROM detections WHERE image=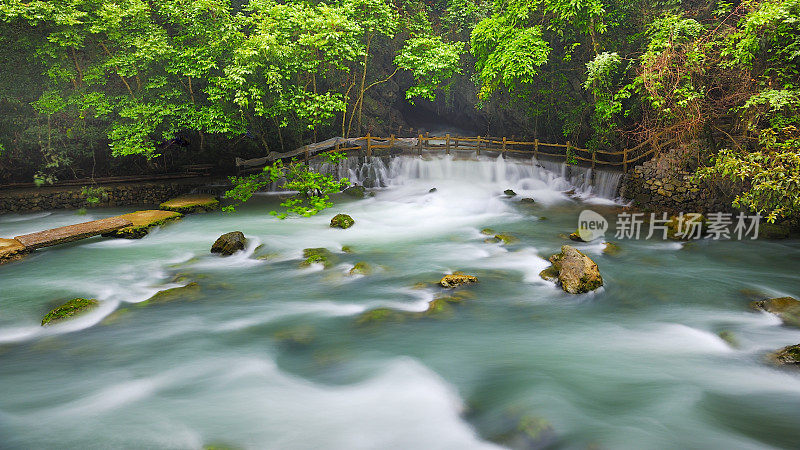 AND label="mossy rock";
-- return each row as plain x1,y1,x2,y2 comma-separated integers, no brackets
211,231,247,256
519,197,535,204
355,308,409,326
330,213,355,229
503,189,517,197
429,188,438,193
341,245,354,253
159,194,219,214
568,229,588,242
484,237,501,244
300,248,337,268
349,261,372,276
104,210,183,239
42,298,99,326
539,265,559,283
342,185,366,198
602,242,621,256
750,297,800,328
492,414,557,449
718,330,739,348
768,344,800,367
422,298,455,318
480,228,496,236
440,273,478,288
140,282,201,306
541,245,603,294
